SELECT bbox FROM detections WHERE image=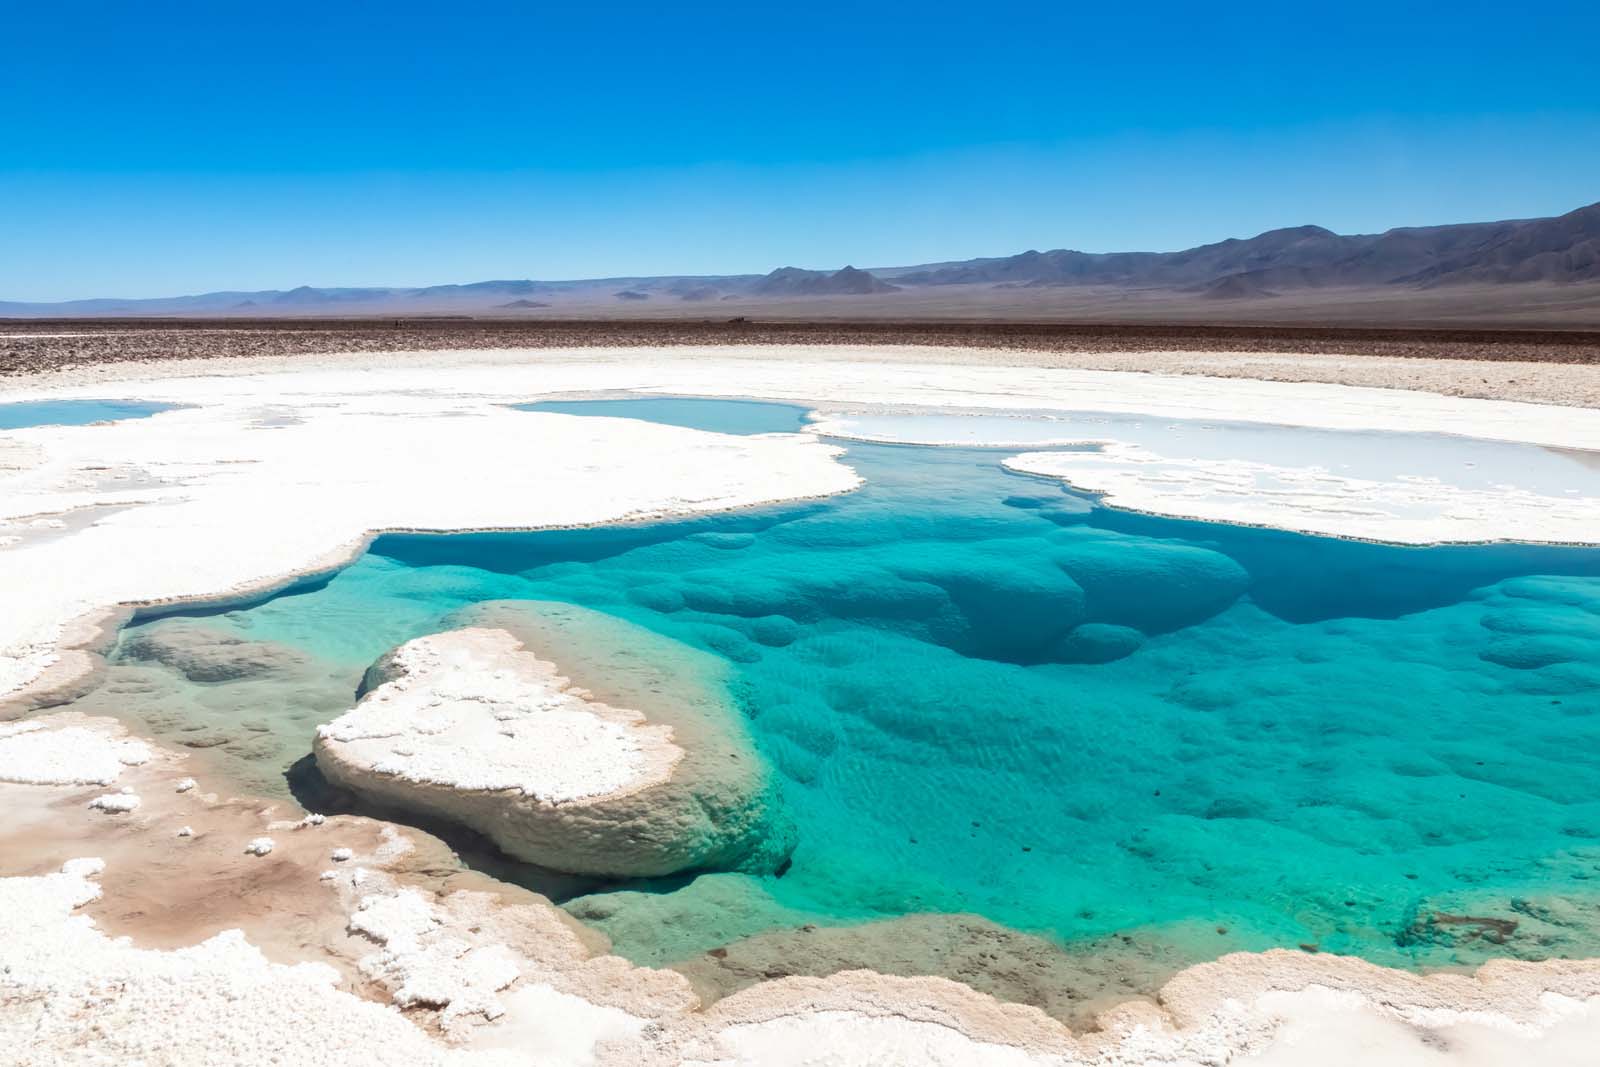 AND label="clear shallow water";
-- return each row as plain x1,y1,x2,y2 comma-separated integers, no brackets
106,400,1600,975
0,398,180,430
515,396,811,435
827,410,1600,497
